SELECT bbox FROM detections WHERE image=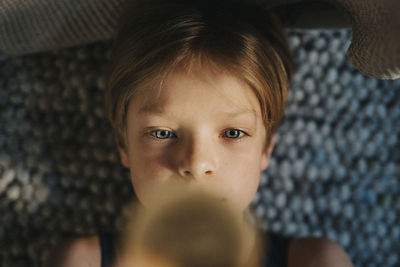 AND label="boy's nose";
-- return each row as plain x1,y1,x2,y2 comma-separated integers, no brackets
179,164,214,179
177,138,217,180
